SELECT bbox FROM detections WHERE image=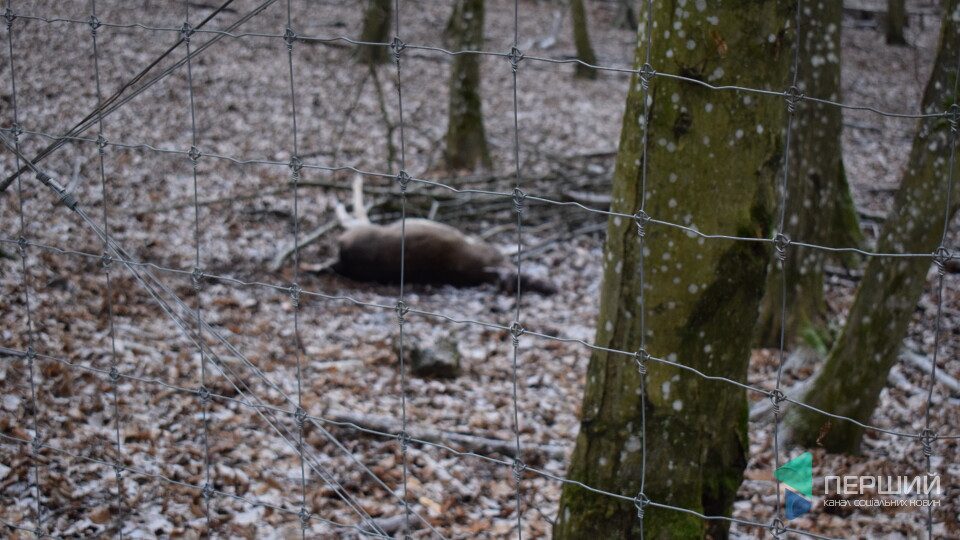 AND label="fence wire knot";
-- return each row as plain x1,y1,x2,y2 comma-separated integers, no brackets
397,170,411,192
933,246,951,275
192,267,204,291
25,345,35,367
188,145,201,163
201,482,214,500
10,121,22,139
948,103,959,133
507,46,524,72
774,233,790,261
288,156,303,175
510,321,524,347
31,435,41,455
391,36,406,62
283,26,297,51
100,252,113,273
298,507,311,530
769,389,786,416
633,491,650,519
96,134,108,153
88,15,101,35
633,209,650,237
919,428,937,457
16,235,27,258
512,187,526,214
512,458,526,482
113,461,124,482
397,430,411,455
771,517,786,538
638,63,656,90
784,86,803,113
395,300,409,326
634,348,649,375
294,406,307,430
4,8,15,29
288,283,301,307
181,22,194,43
198,384,210,405
109,366,121,383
